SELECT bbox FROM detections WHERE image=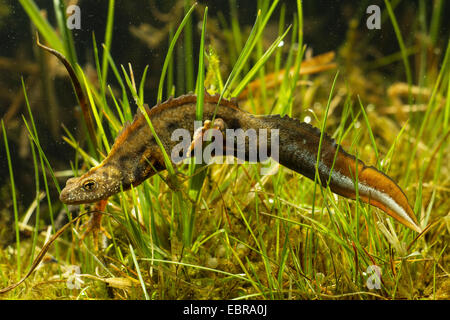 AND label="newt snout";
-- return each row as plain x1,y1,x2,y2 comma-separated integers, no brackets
60,164,123,205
